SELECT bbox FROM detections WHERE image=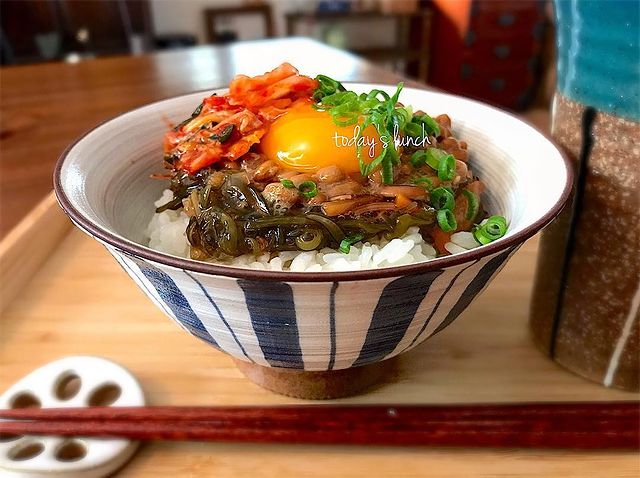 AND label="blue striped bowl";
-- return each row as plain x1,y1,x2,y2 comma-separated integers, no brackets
54,85,572,374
